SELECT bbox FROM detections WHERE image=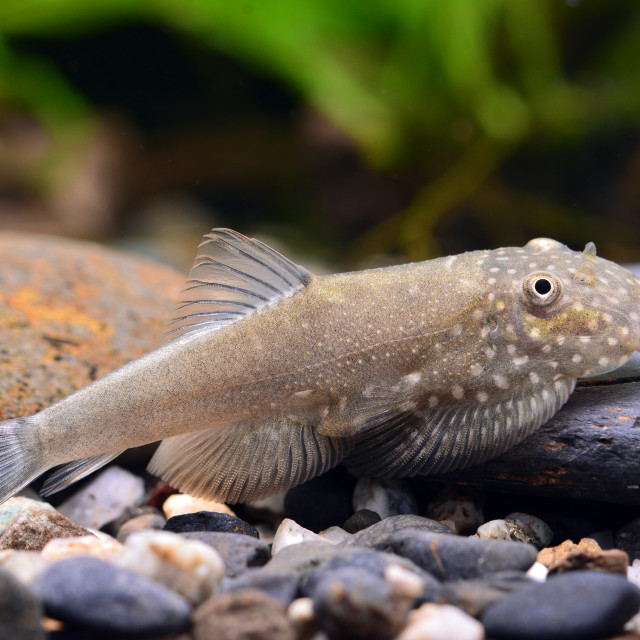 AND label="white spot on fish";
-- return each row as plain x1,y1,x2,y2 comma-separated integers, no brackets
428,395,439,408
598,356,609,367
529,372,540,384
513,356,529,366
572,354,583,363
607,337,618,346
470,363,484,376
452,385,464,400
493,374,509,389
579,336,591,343
507,344,517,355
477,391,488,402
